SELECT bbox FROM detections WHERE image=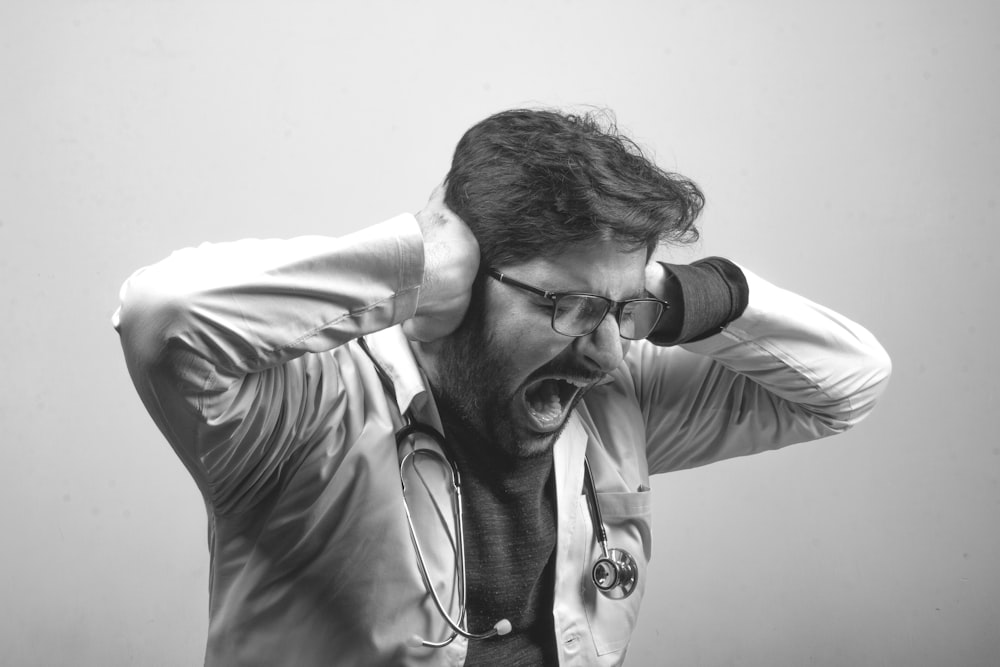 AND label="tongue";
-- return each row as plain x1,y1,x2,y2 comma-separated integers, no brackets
527,380,563,426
